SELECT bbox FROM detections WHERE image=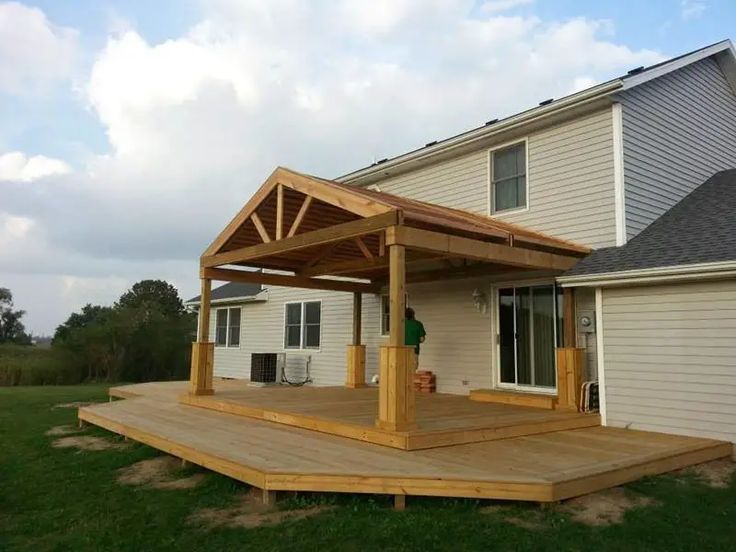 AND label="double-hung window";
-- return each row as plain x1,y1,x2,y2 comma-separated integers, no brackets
491,141,527,213
380,294,409,336
215,307,241,347
284,301,321,349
